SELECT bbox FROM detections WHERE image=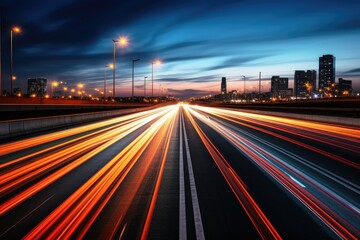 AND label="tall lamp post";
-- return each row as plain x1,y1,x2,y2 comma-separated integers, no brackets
132,58,140,100
112,37,128,100
10,27,21,96
104,64,113,100
241,75,246,96
144,76,148,97
151,60,161,98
